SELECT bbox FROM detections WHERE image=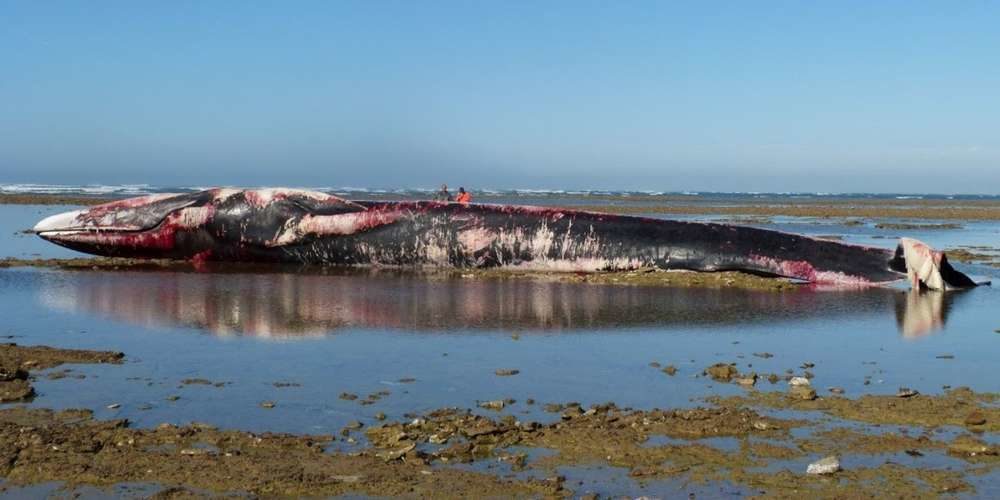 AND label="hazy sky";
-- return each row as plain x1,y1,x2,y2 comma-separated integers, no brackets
2,1,998,193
